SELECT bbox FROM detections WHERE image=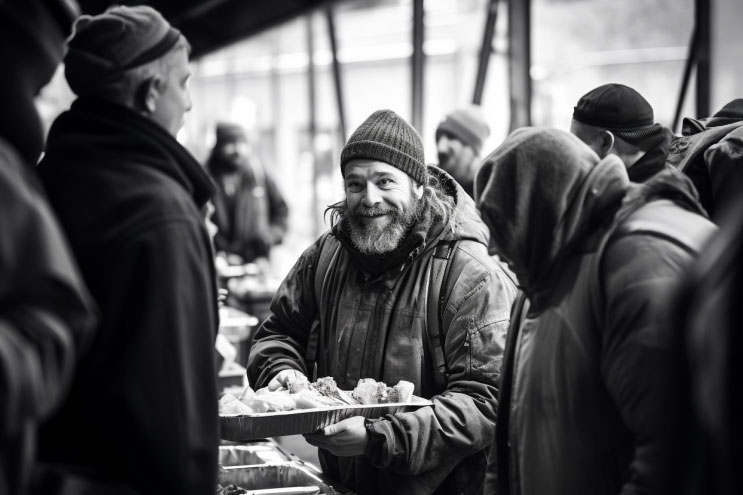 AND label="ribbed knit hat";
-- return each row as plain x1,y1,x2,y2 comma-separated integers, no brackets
215,122,247,145
436,105,490,154
572,83,662,144
65,5,182,96
341,109,426,185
